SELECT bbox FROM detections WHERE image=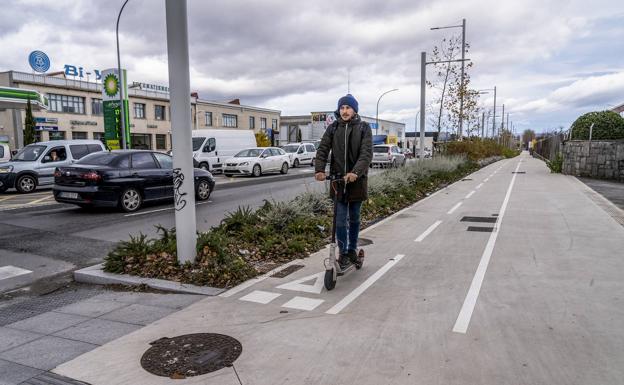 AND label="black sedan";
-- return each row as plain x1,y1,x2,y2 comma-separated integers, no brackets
53,150,215,212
